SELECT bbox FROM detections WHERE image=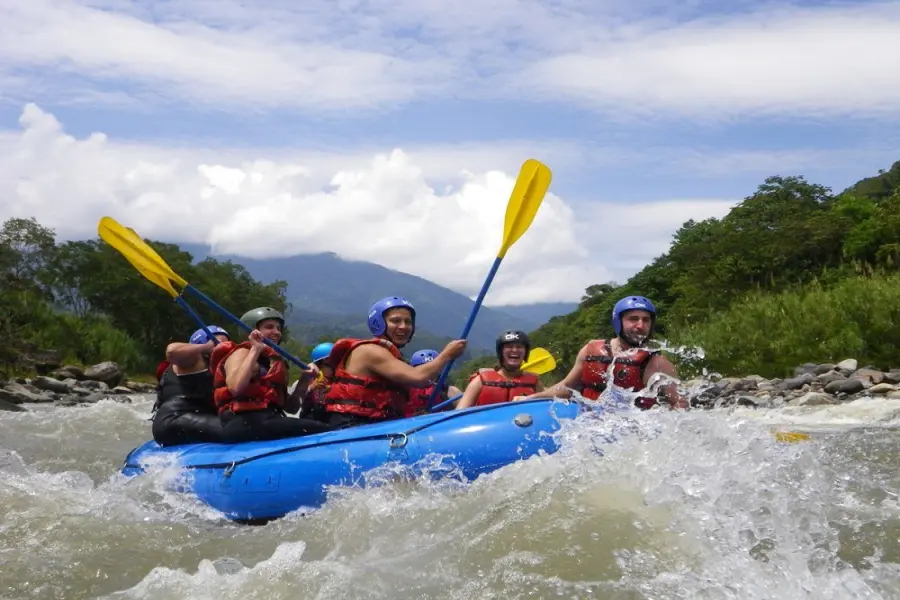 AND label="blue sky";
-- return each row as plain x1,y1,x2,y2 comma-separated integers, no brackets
1,0,899,304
